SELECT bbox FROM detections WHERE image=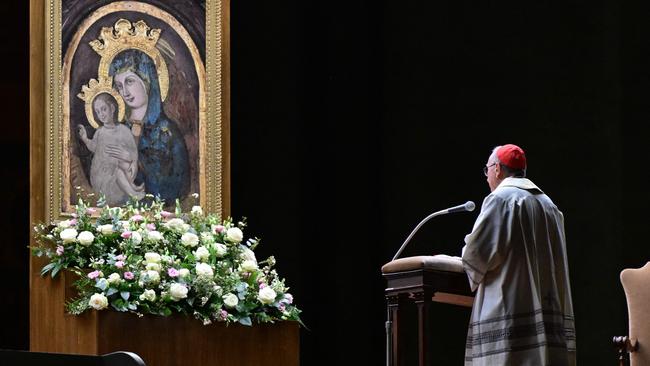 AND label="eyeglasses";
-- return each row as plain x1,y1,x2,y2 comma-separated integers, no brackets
483,163,497,177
